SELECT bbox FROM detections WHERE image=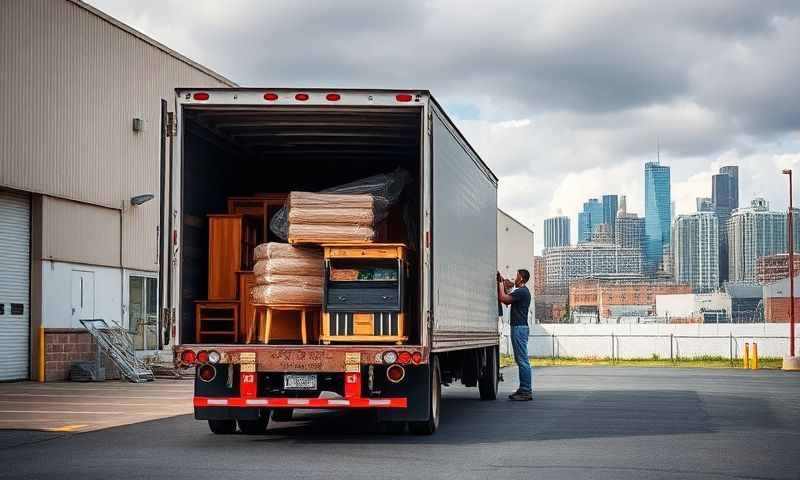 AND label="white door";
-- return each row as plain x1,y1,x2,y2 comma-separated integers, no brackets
71,270,95,327
0,190,31,380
